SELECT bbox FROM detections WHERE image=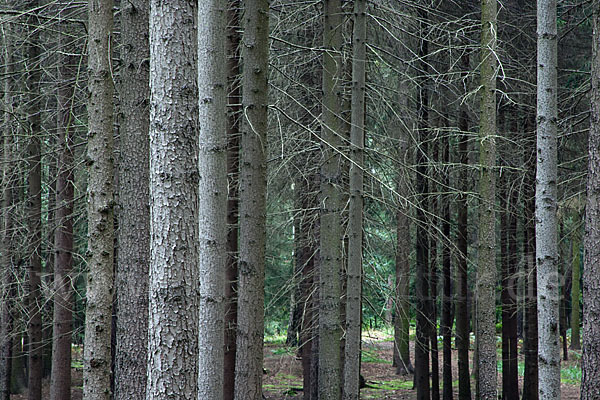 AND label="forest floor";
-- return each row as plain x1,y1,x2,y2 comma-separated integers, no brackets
263,329,582,399
8,330,581,399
